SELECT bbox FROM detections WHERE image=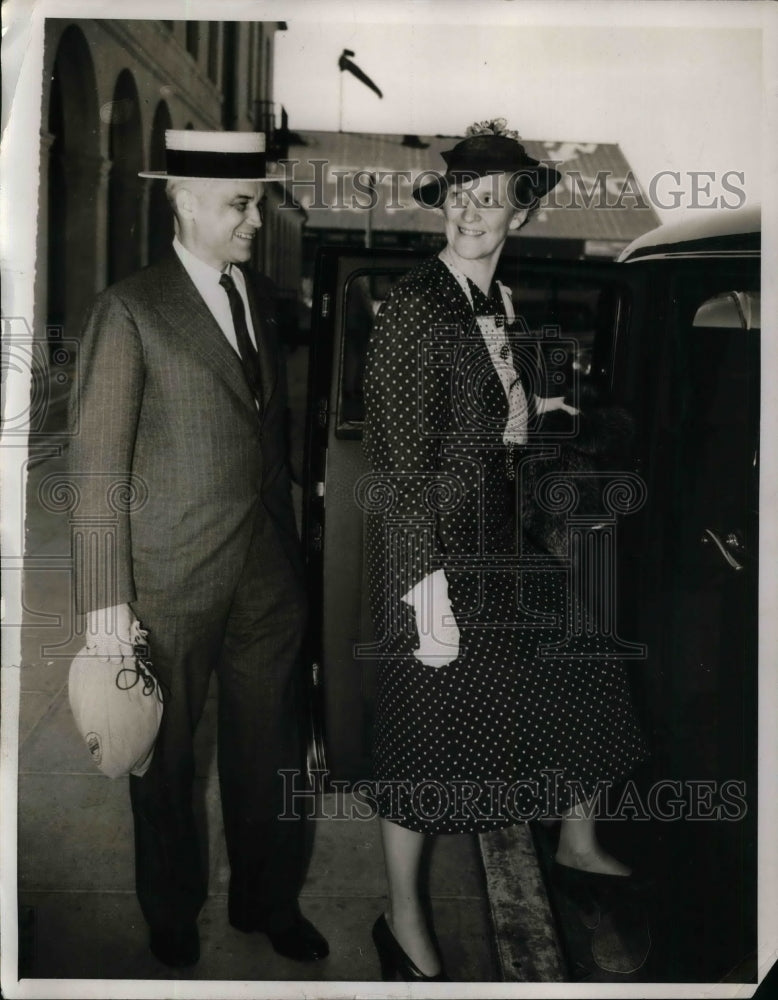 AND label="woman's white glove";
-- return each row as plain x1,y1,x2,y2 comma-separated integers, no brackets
534,394,579,416
402,569,460,667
